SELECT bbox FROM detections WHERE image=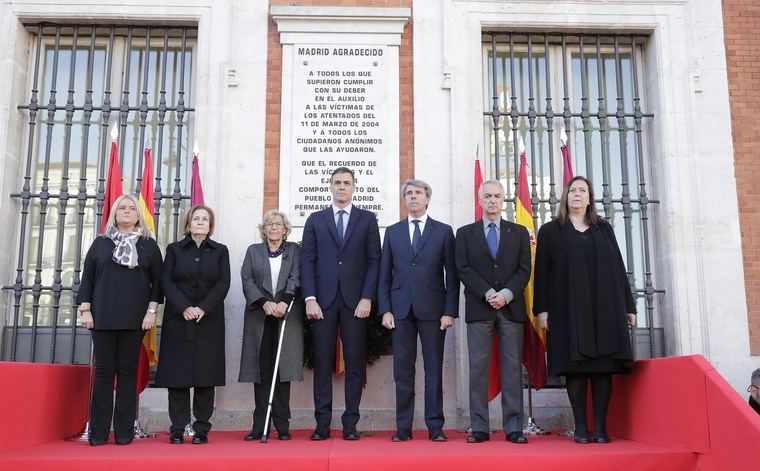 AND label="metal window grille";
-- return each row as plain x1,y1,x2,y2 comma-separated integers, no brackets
483,32,664,358
2,23,197,364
